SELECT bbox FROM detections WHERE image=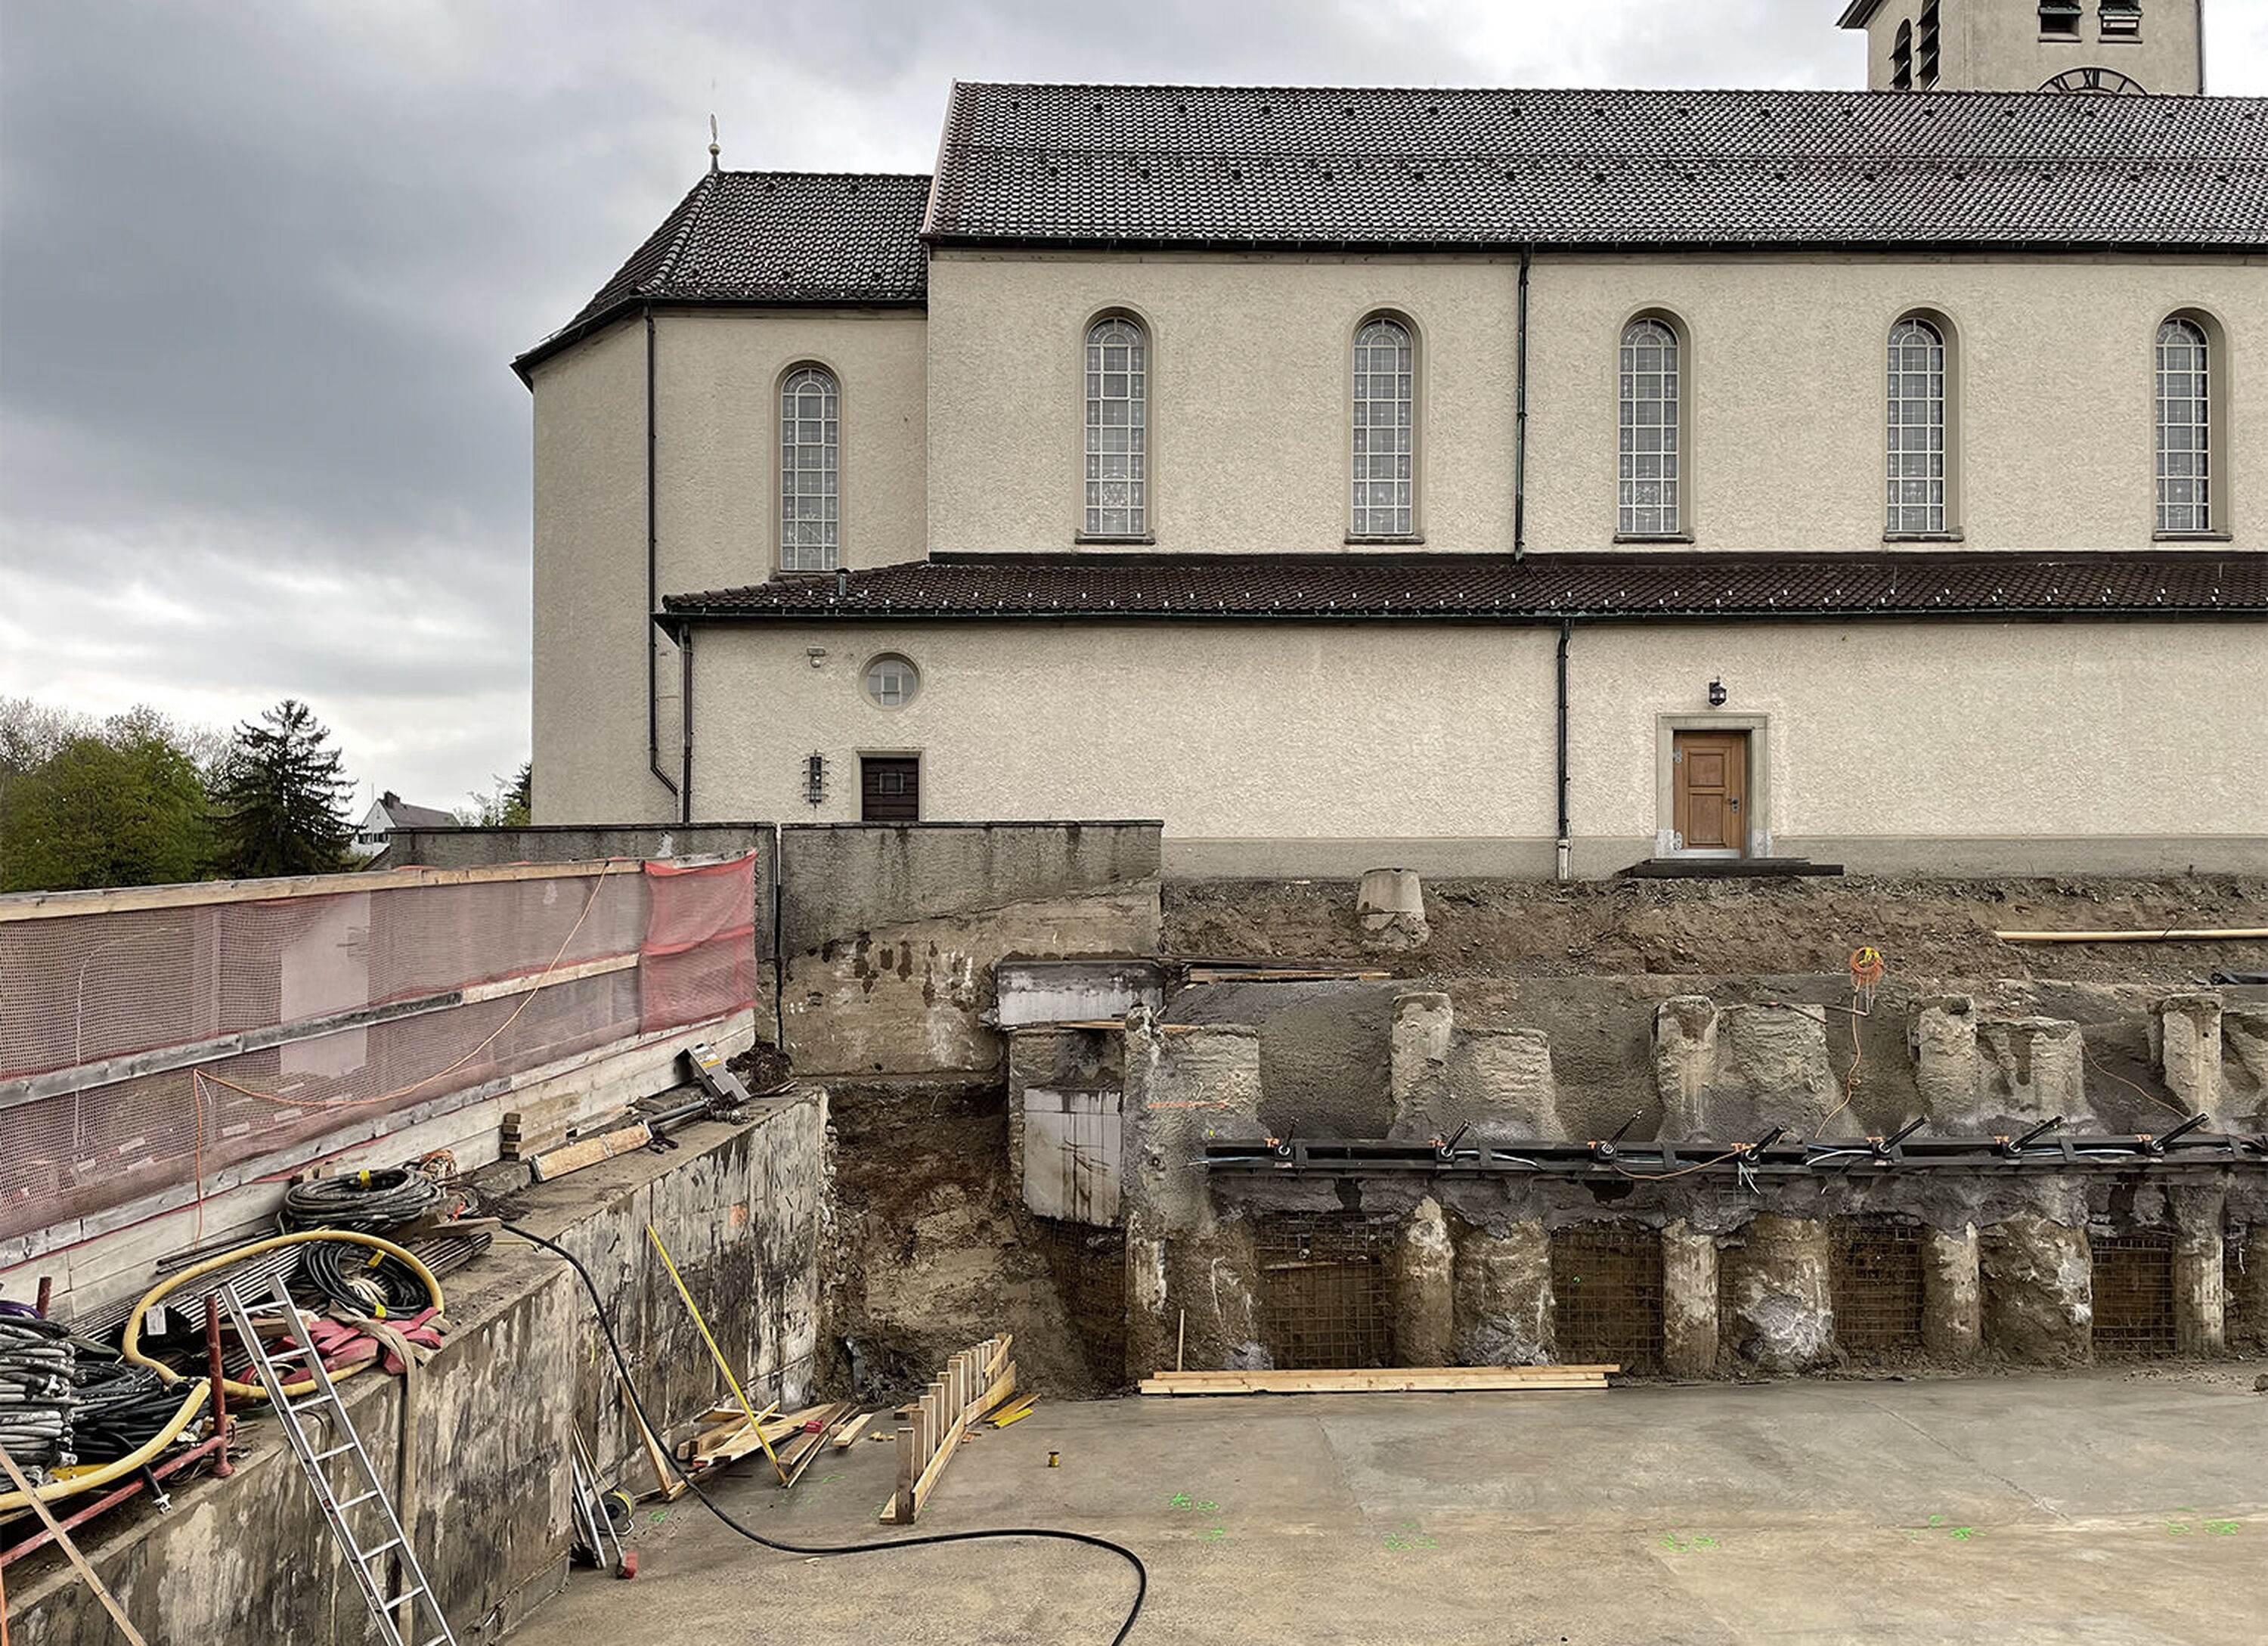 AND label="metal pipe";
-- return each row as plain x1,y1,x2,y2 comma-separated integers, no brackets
677,619,695,824
646,305,680,804
1555,619,1572,882
1512,244,1532,561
